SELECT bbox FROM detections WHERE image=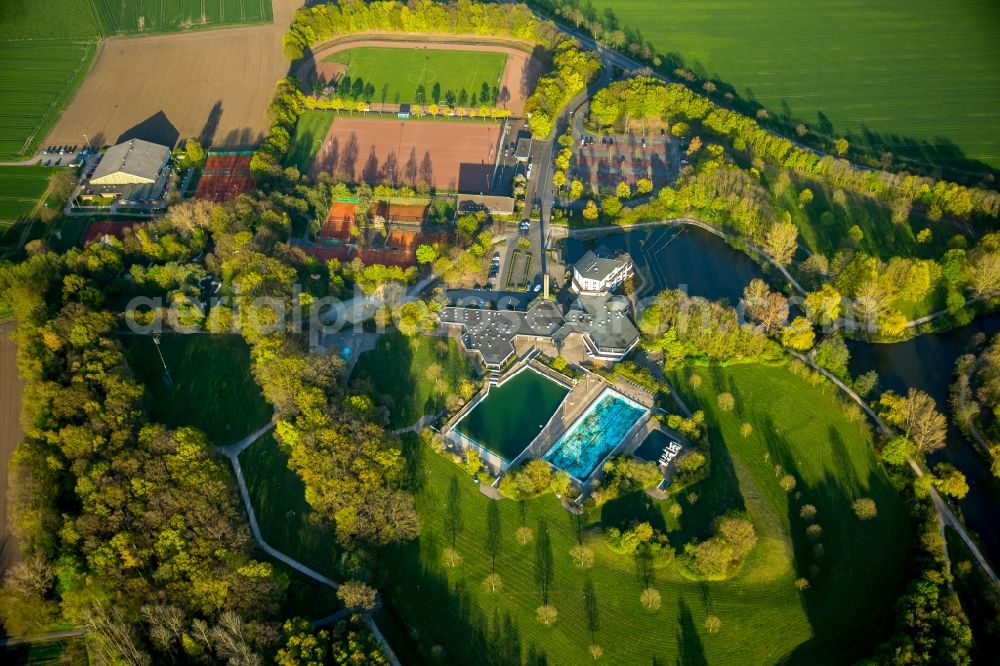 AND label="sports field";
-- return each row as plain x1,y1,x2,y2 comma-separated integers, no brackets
0,166,54,225
92,0,272,35
285,111,337,173
589,0,1000,173
312,117,502,191
0,41,98,159
323,47,507,106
